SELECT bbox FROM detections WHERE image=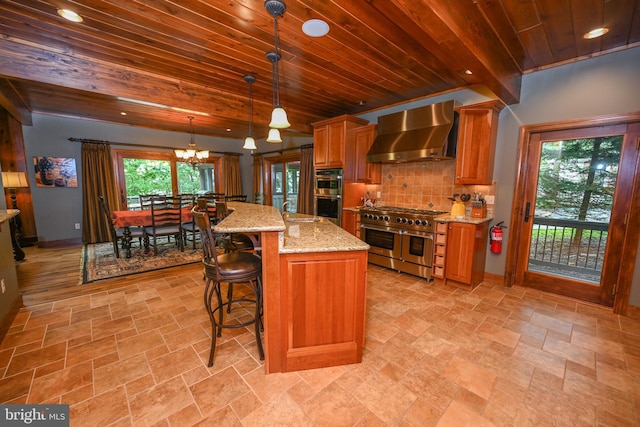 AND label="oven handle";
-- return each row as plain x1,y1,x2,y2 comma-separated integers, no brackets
402,231,434,239
360,223,401,234
315,194,342,199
